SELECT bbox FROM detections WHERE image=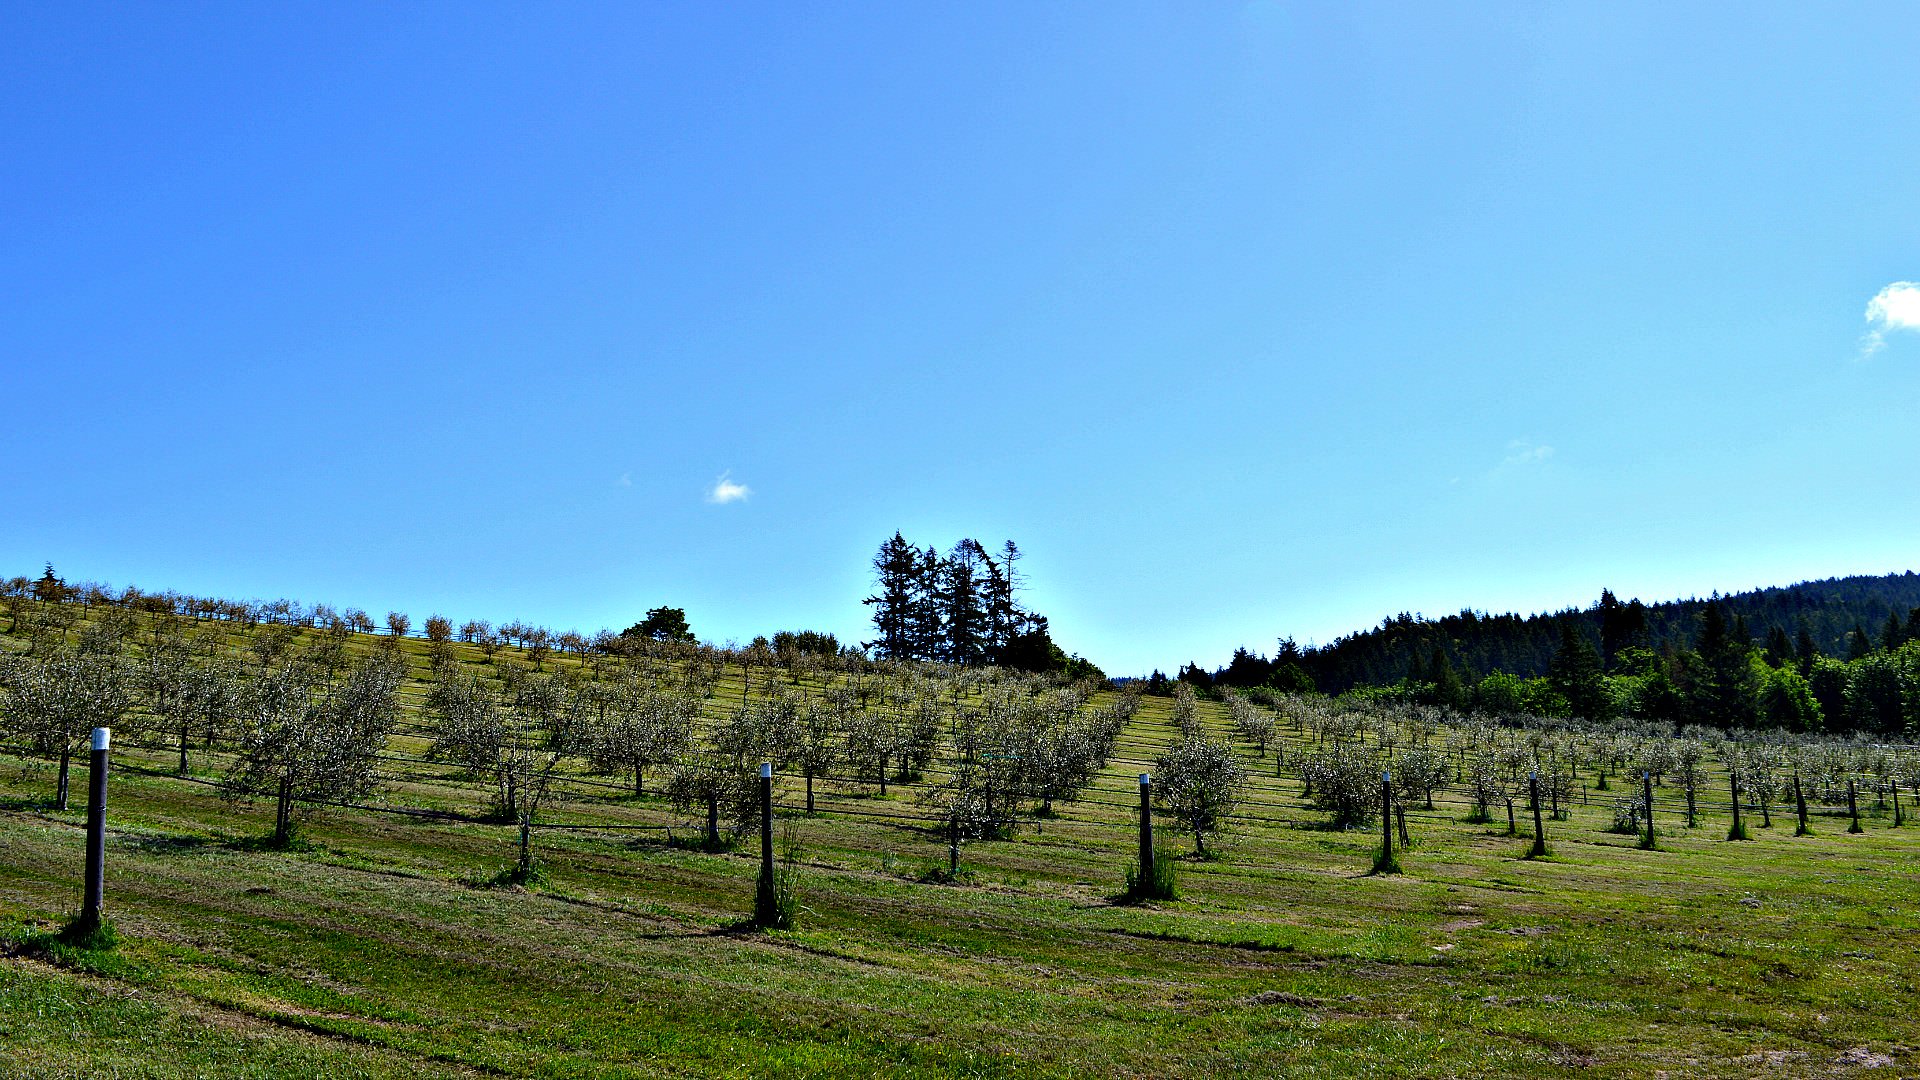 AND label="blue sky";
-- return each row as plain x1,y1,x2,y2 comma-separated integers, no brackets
4,3,1918,675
